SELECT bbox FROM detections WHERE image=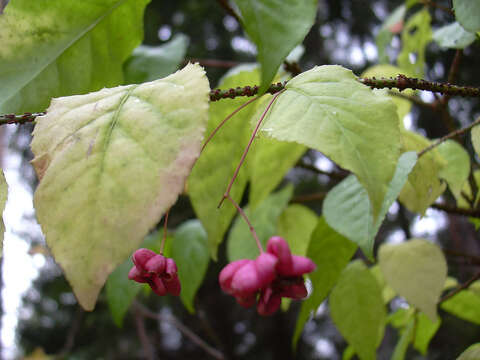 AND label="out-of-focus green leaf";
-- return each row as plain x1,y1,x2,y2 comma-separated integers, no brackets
392,317,415,360
330,260,386,360
277,204,317,257
379,239,447,321
398,9,432,77
249,136,305,208
433,22,477,49
370,265,396,303
227,185,293,261
457,343,480,360
188,66,259,259
293,218,356,347
234,0,317,94
0,0,150,113
437,140,470,198
376,5,406,63
453,0,480,33
261,65,401,220
124,34,189,84
324,152,417,258
399,130,446,215
441,289,480,325
31,64,210,310
413,312,441,355
171,220,209,313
